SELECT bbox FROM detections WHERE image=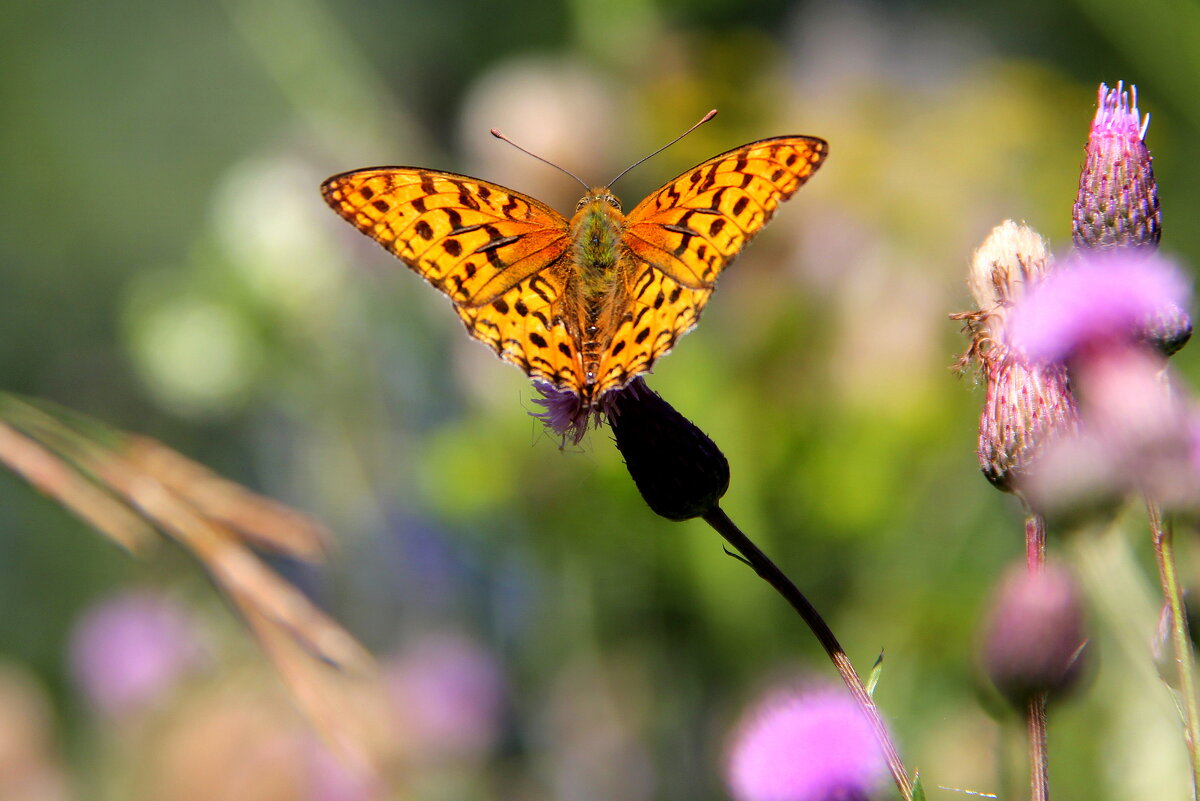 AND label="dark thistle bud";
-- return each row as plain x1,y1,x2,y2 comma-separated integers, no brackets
605,378,729,521
1144,297,1192,357
980,561,1088,707
1073,81,1161,251
955,221,1080,492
